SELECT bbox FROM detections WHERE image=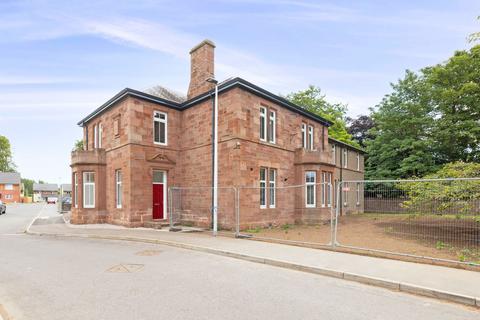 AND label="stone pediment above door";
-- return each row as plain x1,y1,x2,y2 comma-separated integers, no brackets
147,152,176,165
